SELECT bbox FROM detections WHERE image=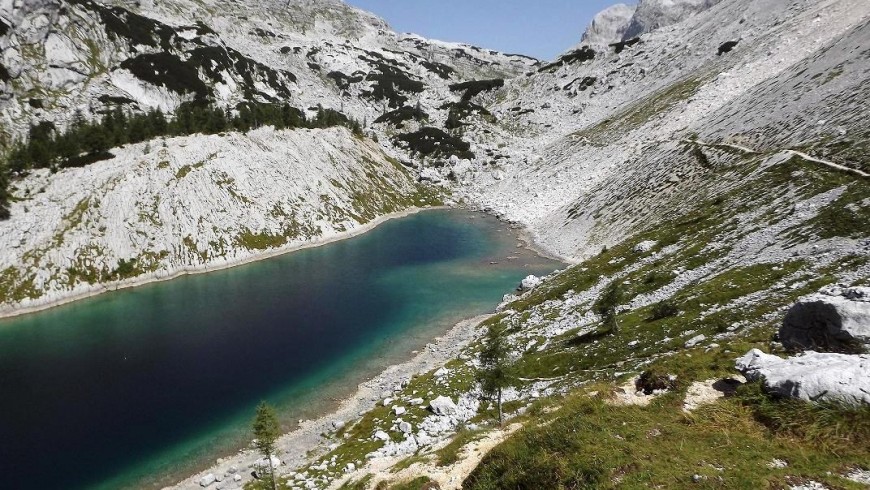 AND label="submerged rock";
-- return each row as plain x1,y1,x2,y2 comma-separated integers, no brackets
779,286,870,352
736,349,870,406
